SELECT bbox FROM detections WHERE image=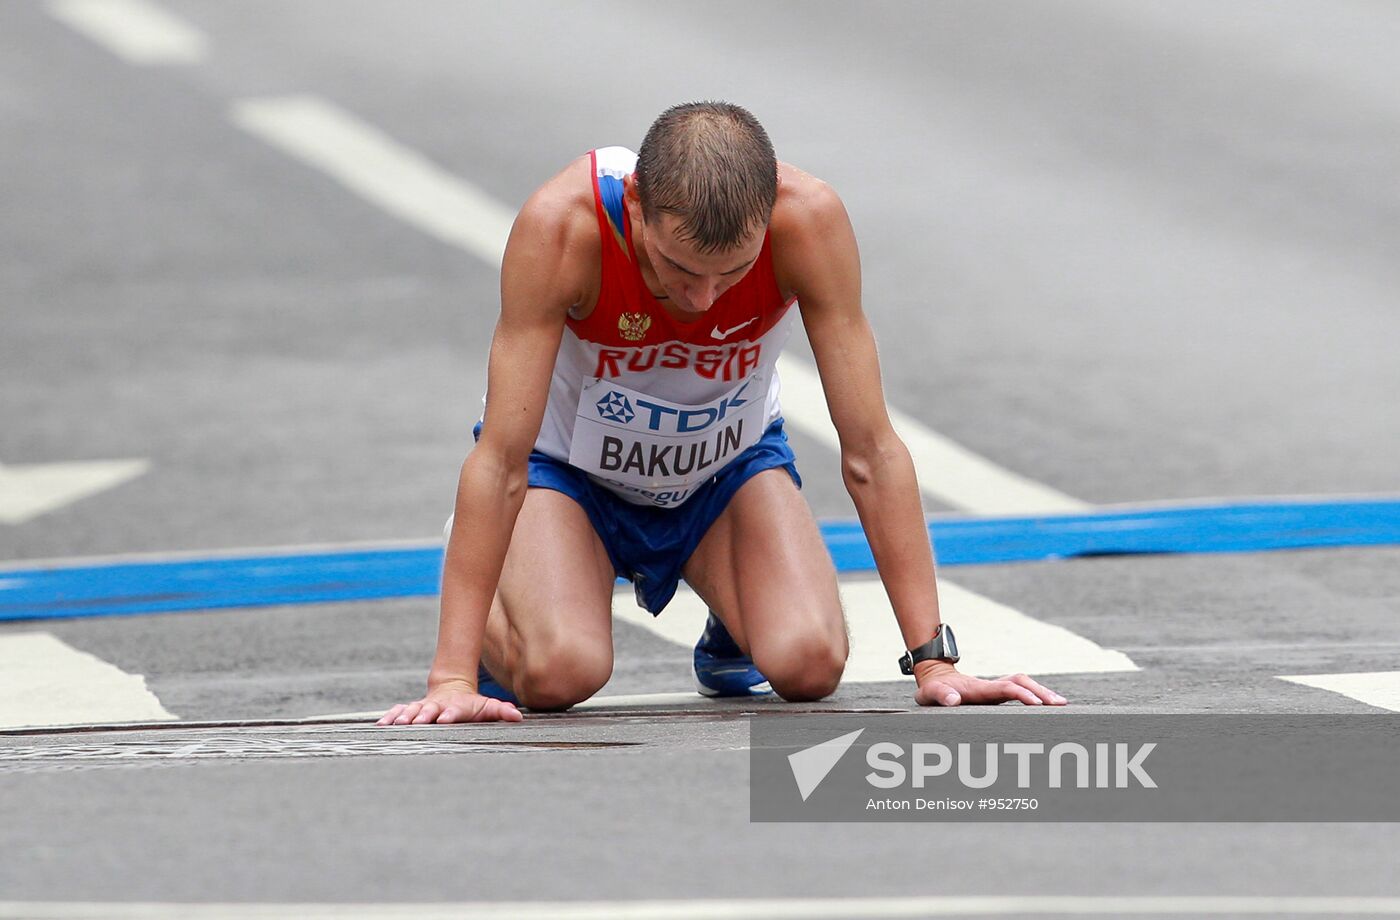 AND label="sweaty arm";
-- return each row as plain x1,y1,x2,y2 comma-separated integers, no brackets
776,174,1064,707
379,167,594,726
